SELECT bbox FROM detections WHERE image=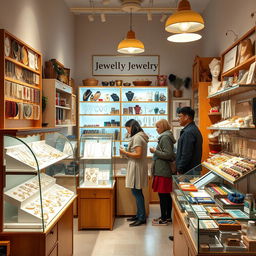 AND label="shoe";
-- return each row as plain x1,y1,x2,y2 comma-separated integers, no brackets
152,218,168,226
168,235,174,241
129,220,146,227
167,218,172,223
126,216,138,222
